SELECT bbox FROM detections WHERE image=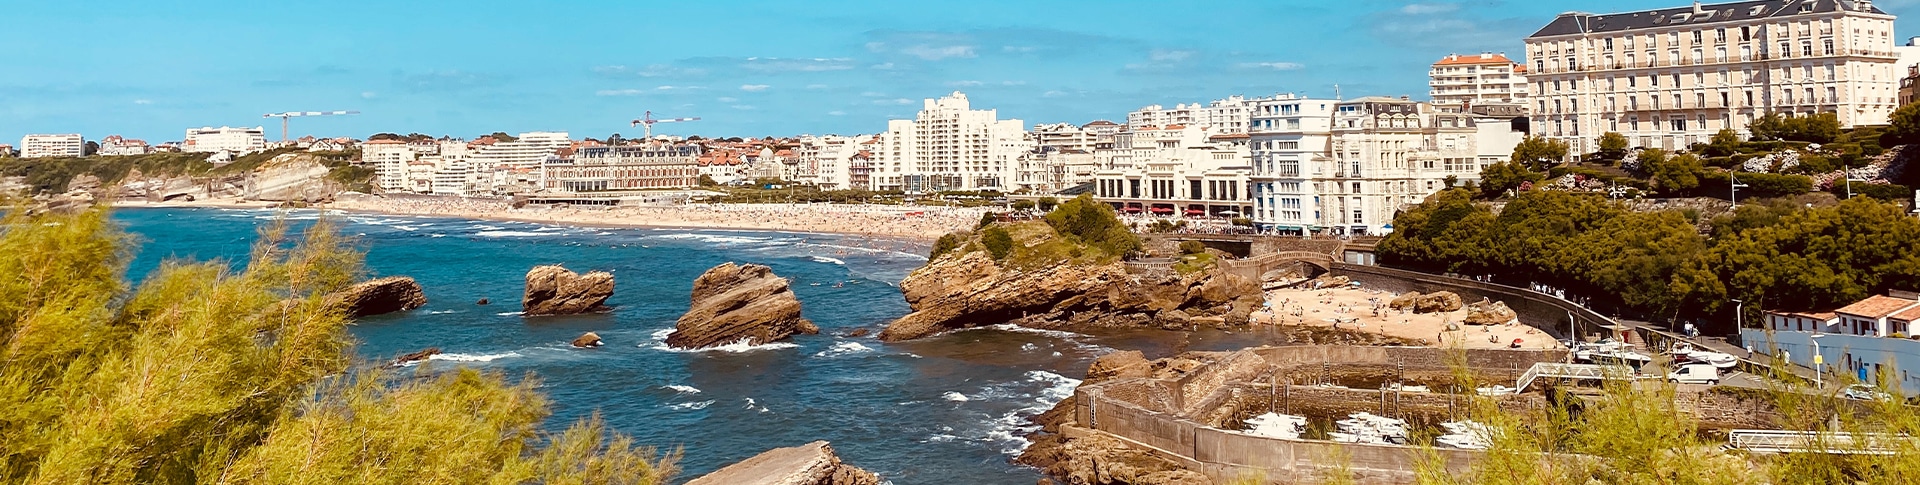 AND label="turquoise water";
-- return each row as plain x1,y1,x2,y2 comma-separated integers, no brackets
114,207,1102,483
